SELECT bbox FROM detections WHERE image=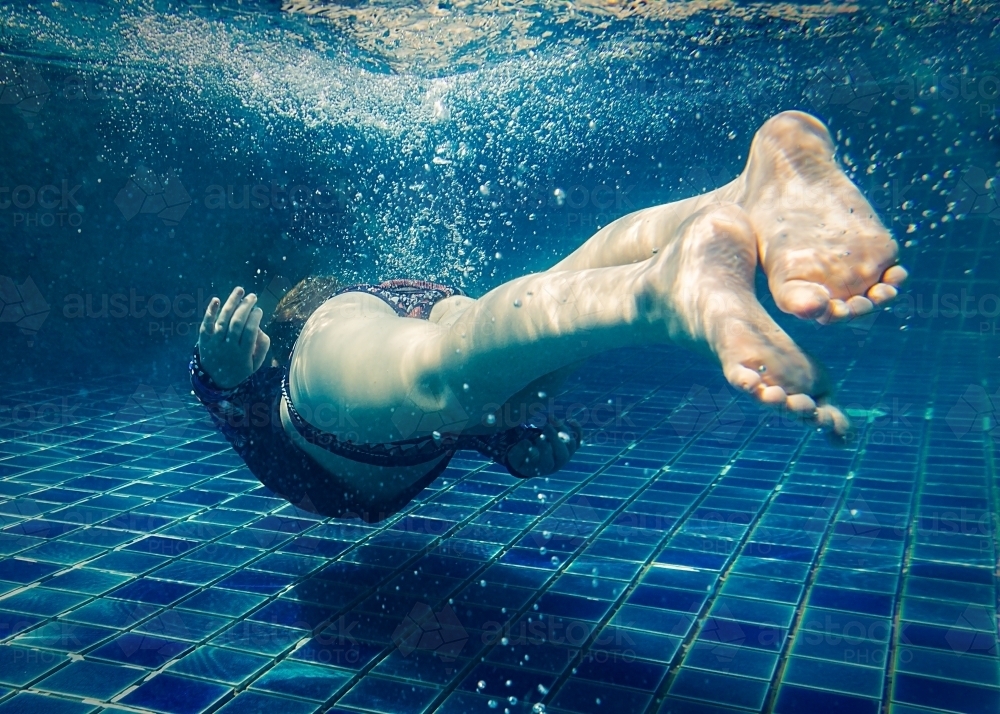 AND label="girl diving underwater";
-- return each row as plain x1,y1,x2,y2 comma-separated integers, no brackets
190,111,907,523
